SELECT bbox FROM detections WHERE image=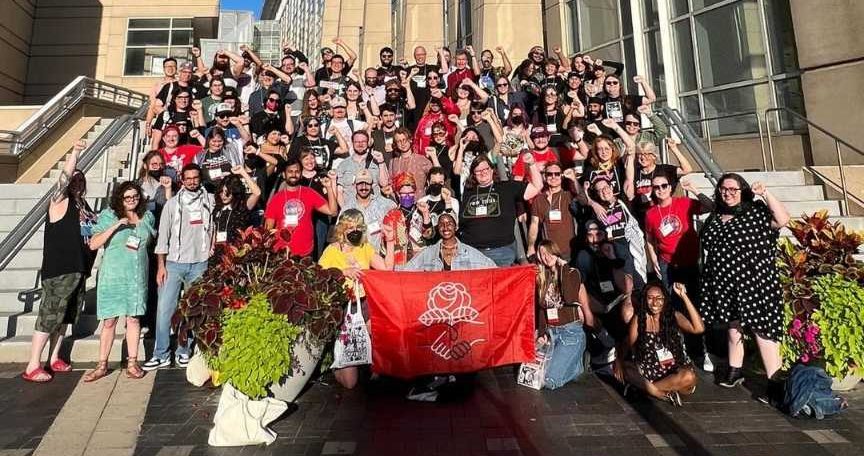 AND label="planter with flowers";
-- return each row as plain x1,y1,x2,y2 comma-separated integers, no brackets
778,210,864,390
174,227,347,446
